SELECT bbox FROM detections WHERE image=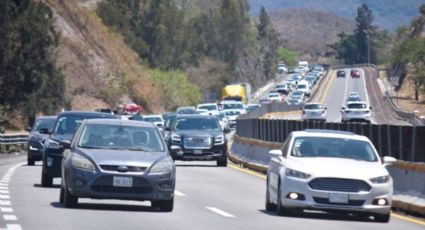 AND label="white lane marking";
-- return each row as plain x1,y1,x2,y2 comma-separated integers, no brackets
206,207,235,218
3,215,17,221
6,224,22,230
359,68,370,106
0,207,13,213
0,187,7,190
175,190,186,197
0,195,10,199
0,200,11,206
0,191,9,194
